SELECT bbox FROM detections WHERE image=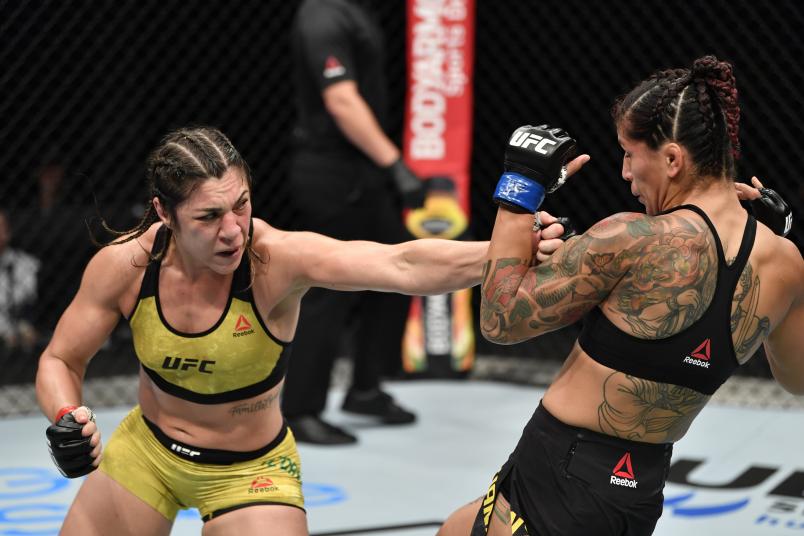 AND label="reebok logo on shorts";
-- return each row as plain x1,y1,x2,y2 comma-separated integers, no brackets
323,55,346,78
248,475,279,493
610,452,638,488
683,338,711,368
